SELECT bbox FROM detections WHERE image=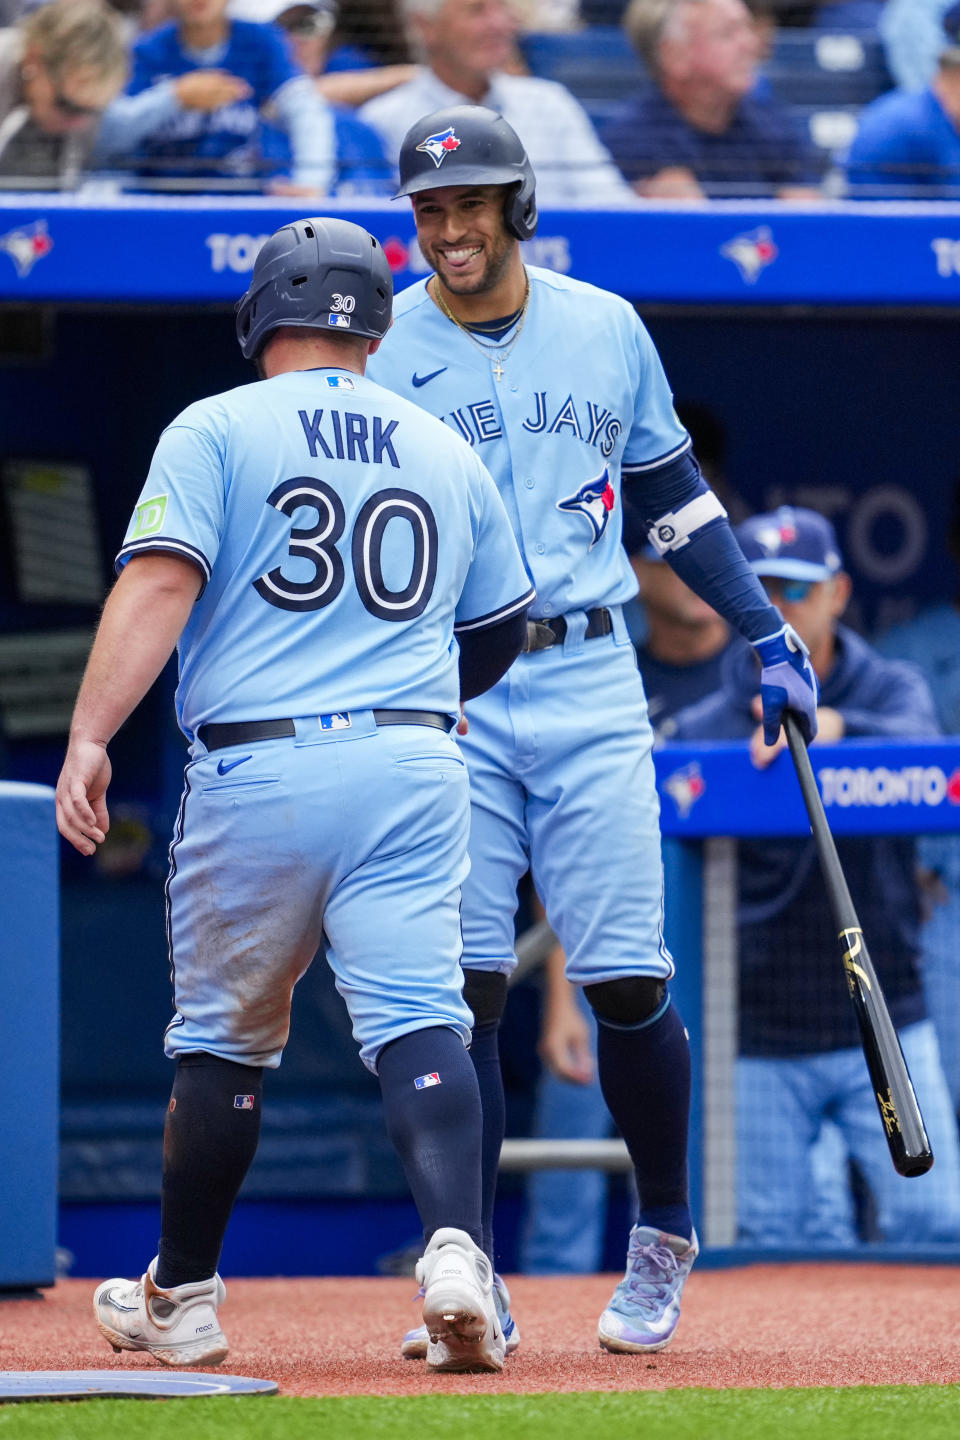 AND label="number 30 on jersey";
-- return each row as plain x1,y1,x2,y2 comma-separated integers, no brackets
253,477,439,621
